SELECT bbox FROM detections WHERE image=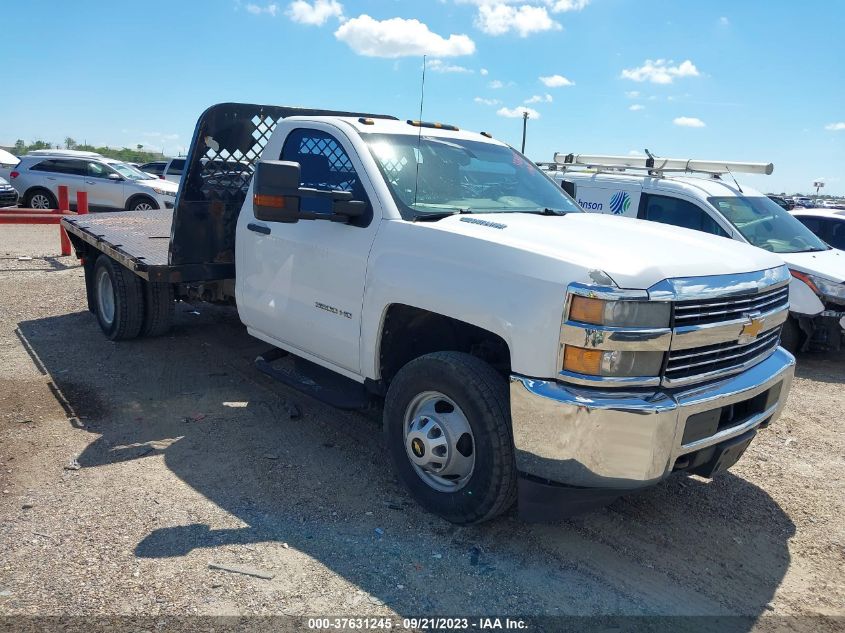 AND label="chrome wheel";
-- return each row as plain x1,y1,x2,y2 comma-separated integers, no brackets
133,201,154,211
96,267,115,326
30,193,52,209
404,391,475,492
